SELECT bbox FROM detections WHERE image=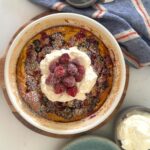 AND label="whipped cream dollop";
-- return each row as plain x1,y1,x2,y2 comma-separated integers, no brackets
40,47,98,102
117,111,150,150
